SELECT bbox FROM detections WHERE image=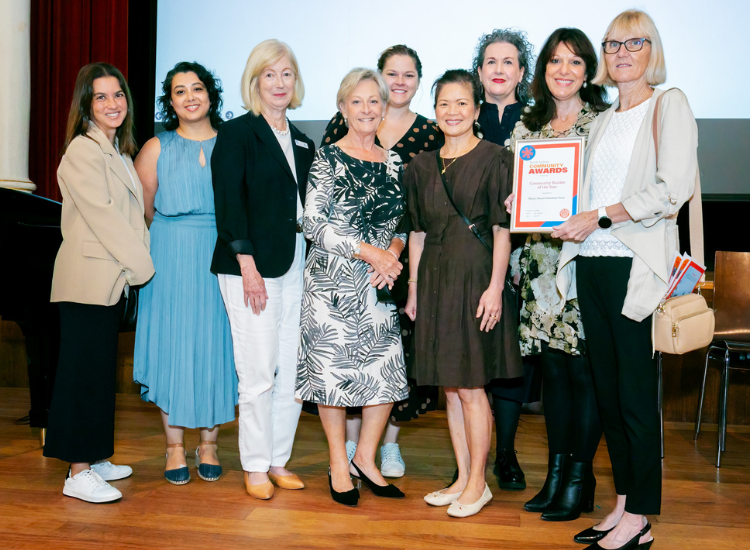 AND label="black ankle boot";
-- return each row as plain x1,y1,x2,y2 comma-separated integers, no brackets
494,449,526,490
541,460,595,521
524,453,566,512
